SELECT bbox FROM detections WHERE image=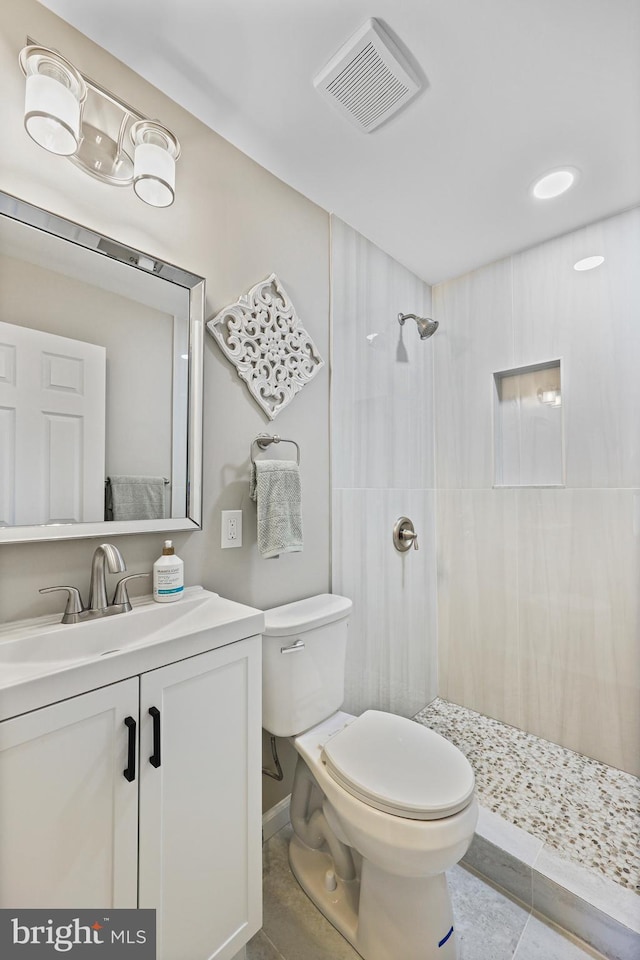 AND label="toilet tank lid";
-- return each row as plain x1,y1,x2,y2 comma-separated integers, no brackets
263,594,352,636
